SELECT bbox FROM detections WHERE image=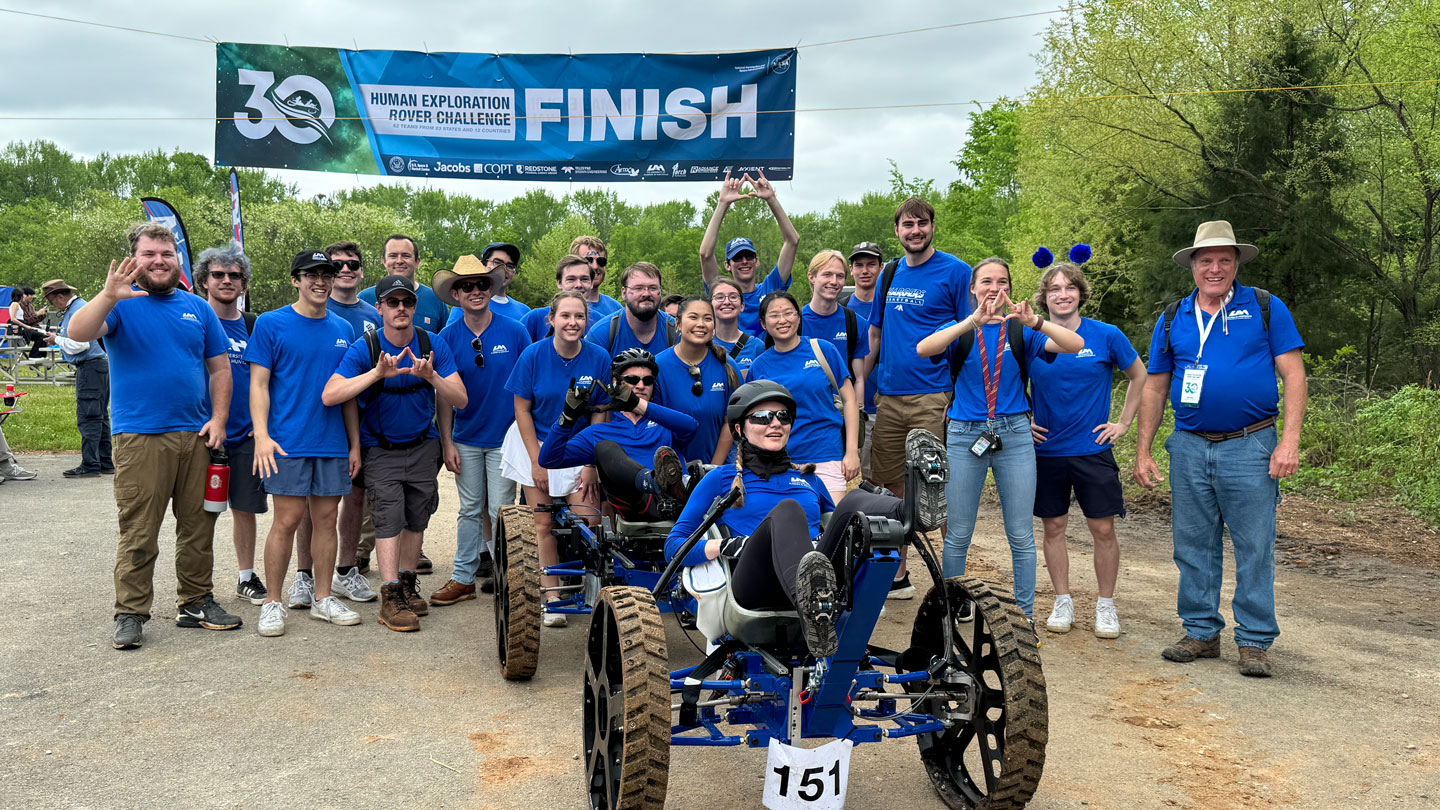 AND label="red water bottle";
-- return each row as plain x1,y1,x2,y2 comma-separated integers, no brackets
204,447,230,514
